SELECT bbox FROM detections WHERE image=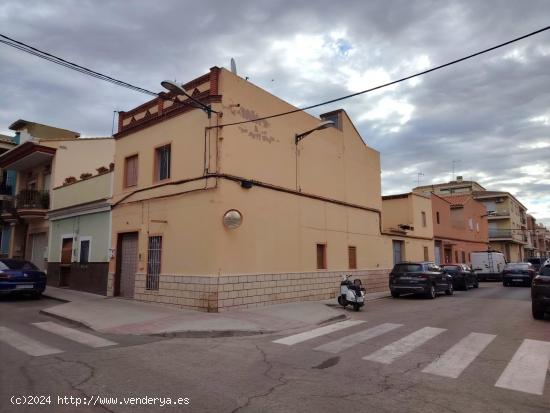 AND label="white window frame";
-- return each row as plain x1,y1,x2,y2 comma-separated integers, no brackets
79,236,92,264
